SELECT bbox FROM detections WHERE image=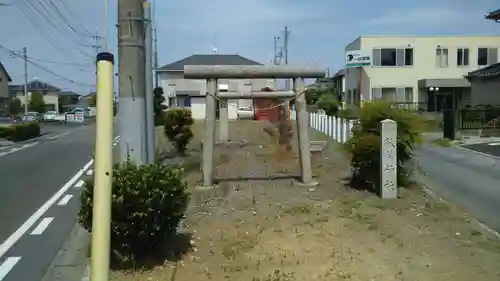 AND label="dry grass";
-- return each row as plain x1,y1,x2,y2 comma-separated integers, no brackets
111,120,500,281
